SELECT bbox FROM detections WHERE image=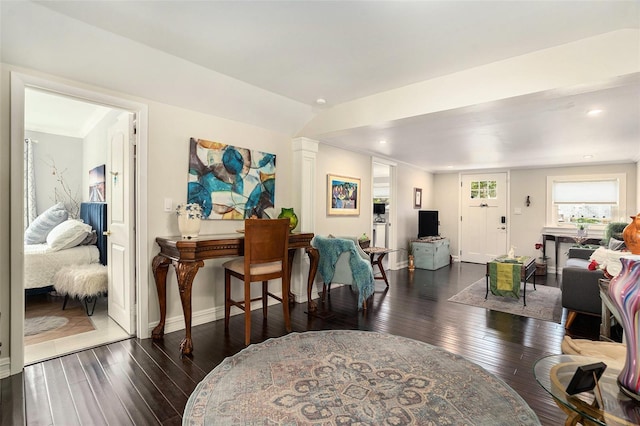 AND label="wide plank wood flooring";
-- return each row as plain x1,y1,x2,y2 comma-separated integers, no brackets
2,262,601,425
